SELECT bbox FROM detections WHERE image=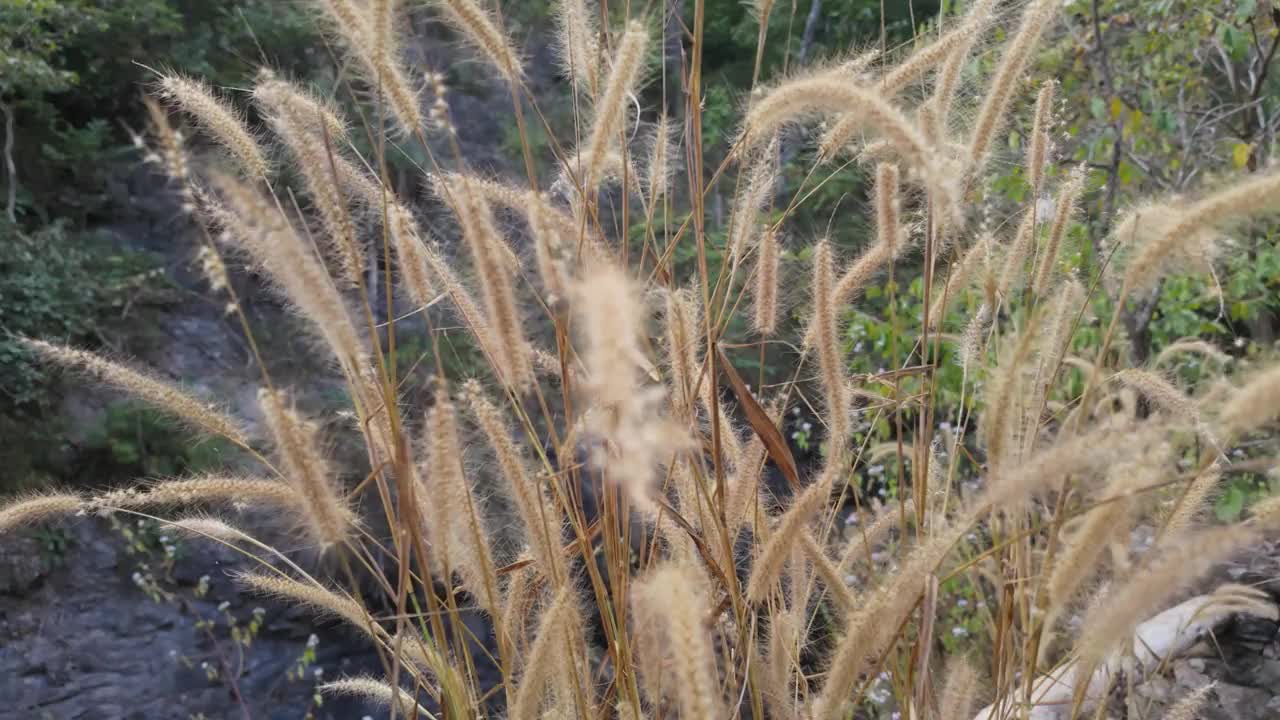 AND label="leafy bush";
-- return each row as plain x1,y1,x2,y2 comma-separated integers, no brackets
0,218,161,489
